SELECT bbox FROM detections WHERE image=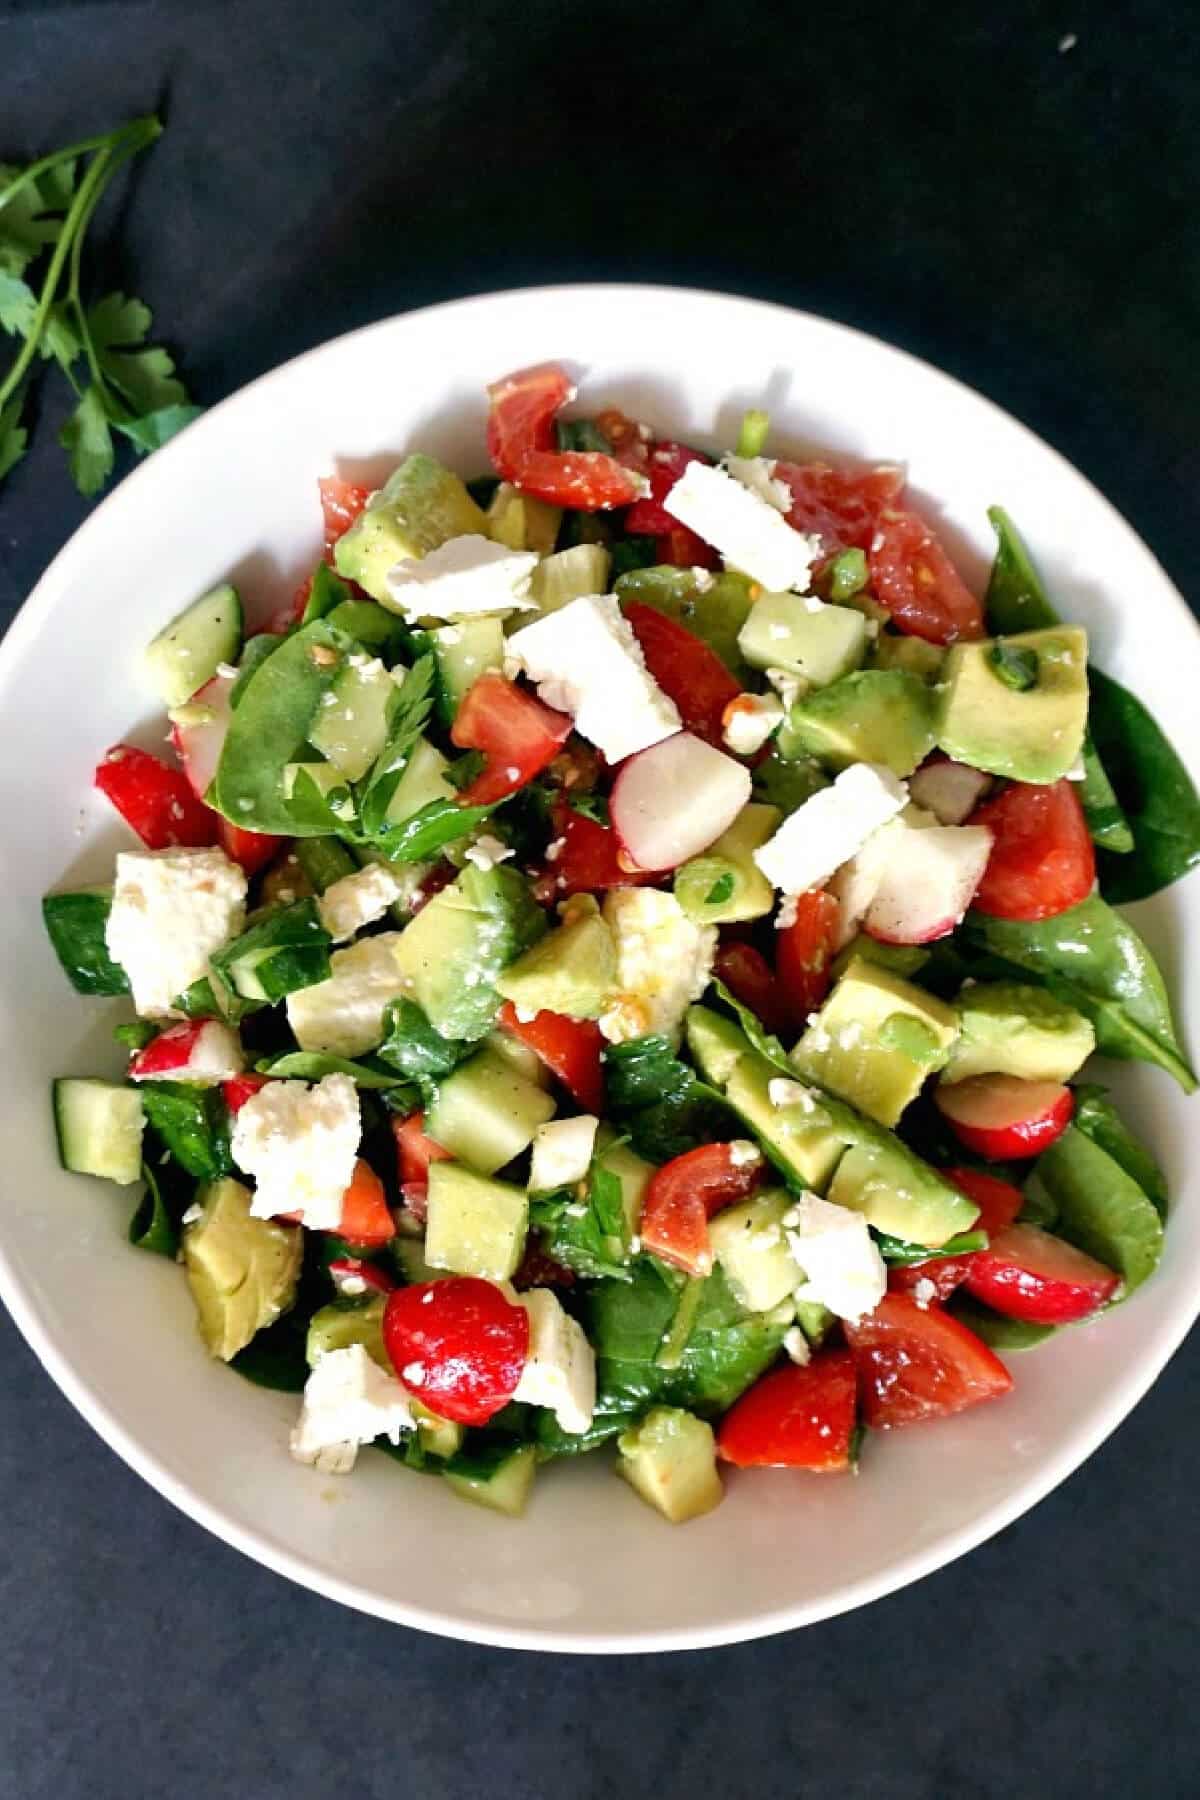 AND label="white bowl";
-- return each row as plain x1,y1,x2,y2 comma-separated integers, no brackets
3,285,1198,1652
